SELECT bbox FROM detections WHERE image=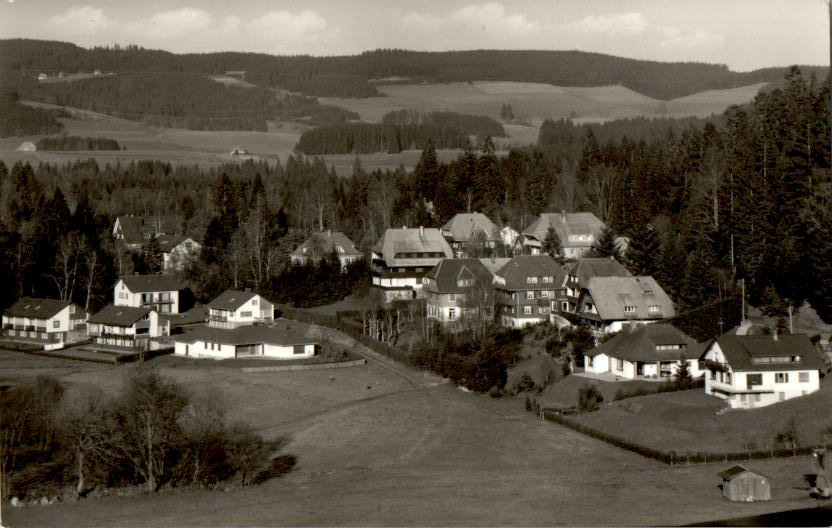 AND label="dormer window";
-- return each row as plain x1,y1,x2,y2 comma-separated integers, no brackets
648,305,661,312
527,276,538,284
624,305,636,313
